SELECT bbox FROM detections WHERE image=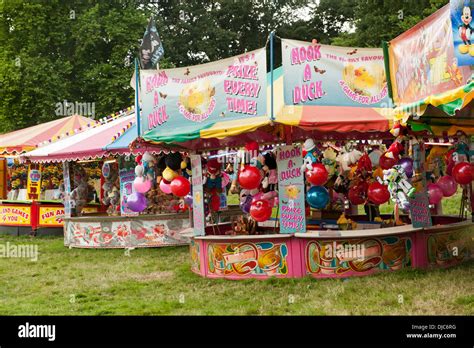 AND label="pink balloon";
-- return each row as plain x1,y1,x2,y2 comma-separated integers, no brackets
252,192,264,202
159,179,172,194
437,175,458,197
221,172,230,188
133,177,152,193
427,183,443,205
